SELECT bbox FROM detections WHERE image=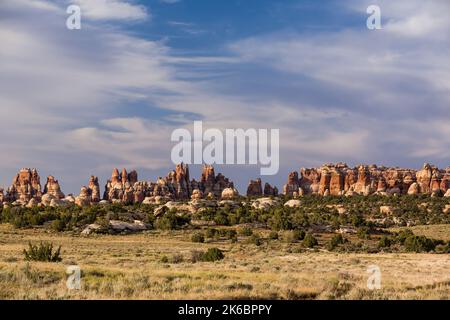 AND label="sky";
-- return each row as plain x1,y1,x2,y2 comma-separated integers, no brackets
1,0,450,195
